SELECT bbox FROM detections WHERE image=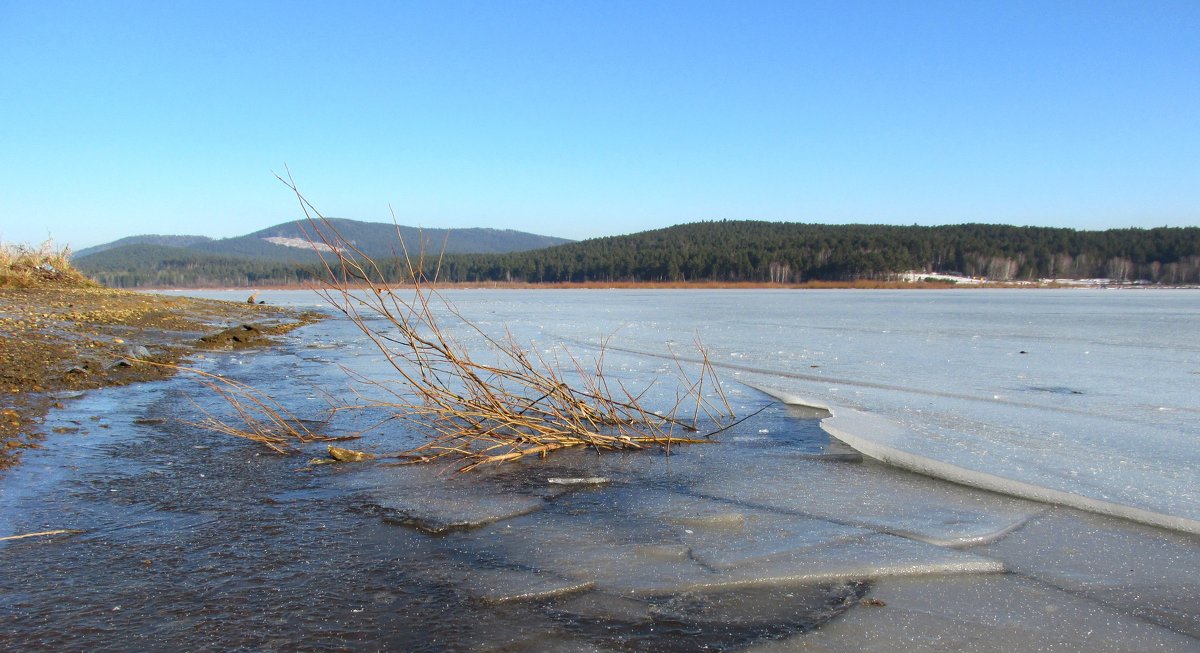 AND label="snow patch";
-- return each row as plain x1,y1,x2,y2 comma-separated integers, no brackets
263,236,334,252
